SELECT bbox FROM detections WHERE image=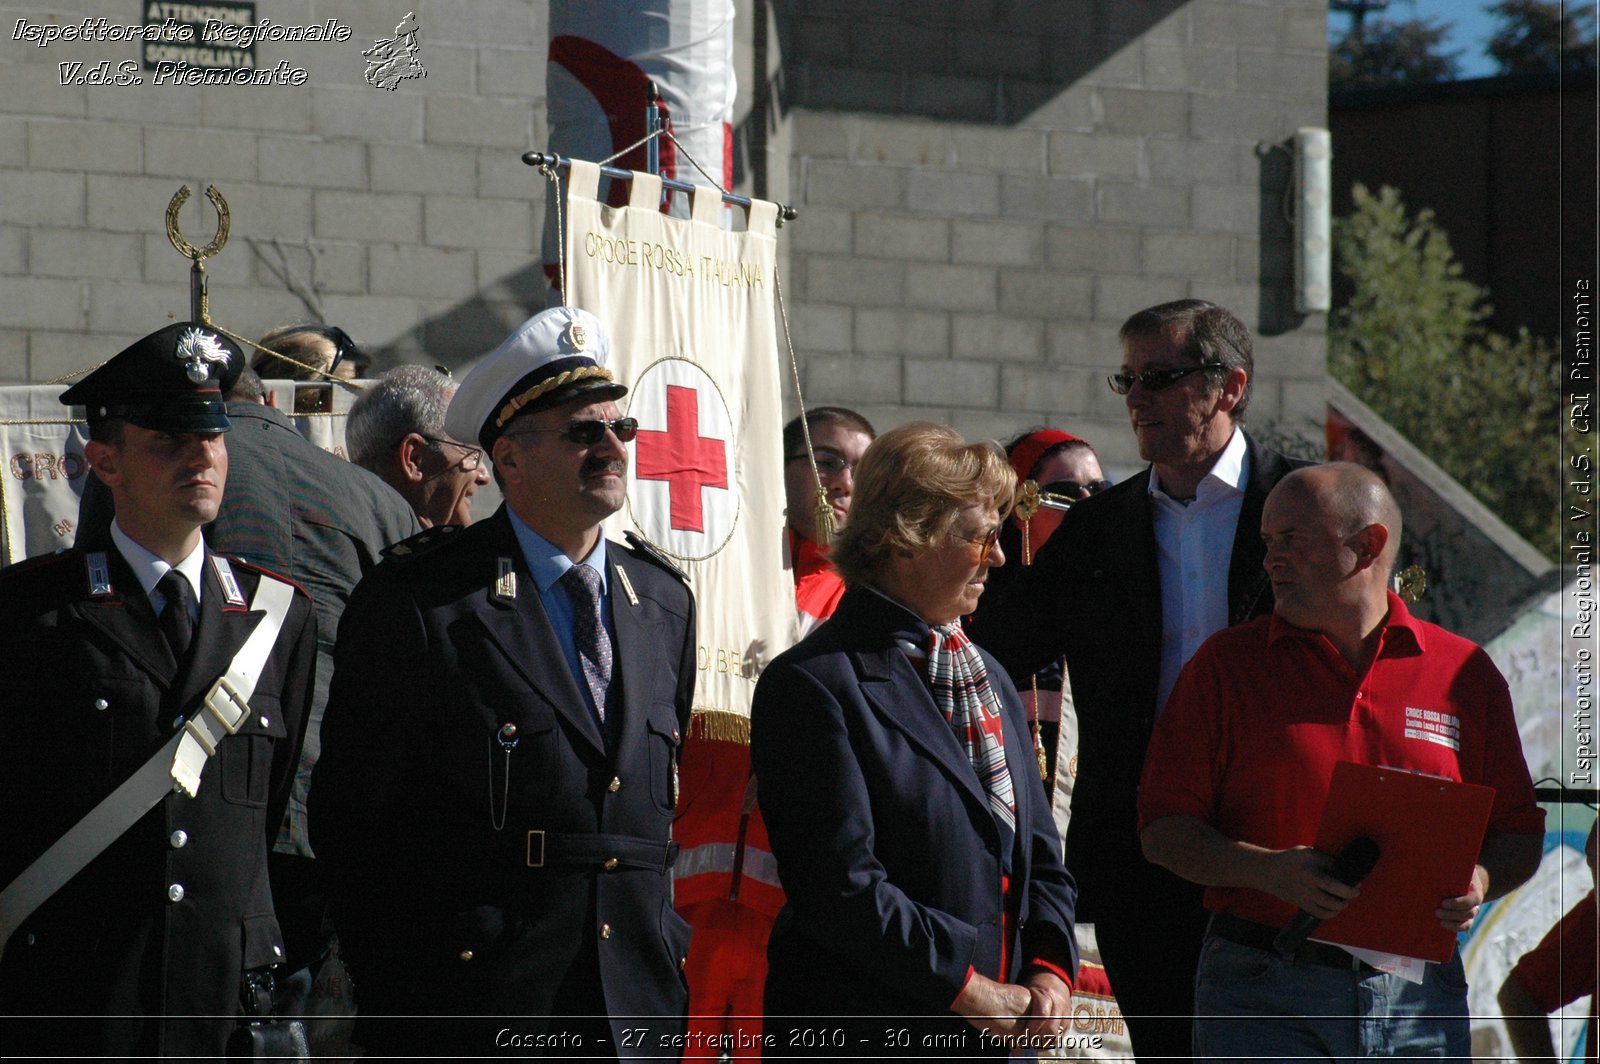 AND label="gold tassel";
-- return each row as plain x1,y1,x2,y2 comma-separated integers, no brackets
813,486,837,547
1018,483,1047,779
